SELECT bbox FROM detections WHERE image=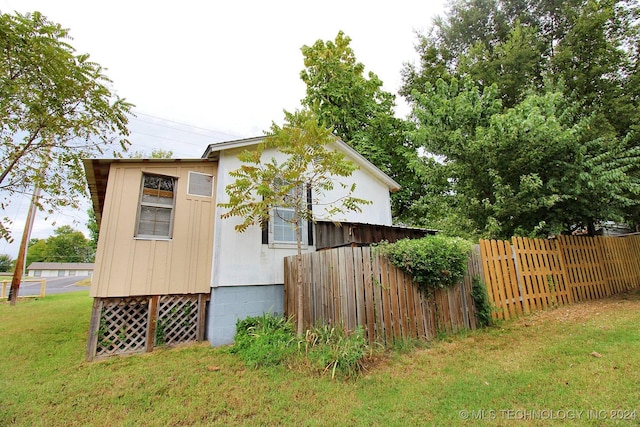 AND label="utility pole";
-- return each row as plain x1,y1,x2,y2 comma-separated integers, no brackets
8,187,40,306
